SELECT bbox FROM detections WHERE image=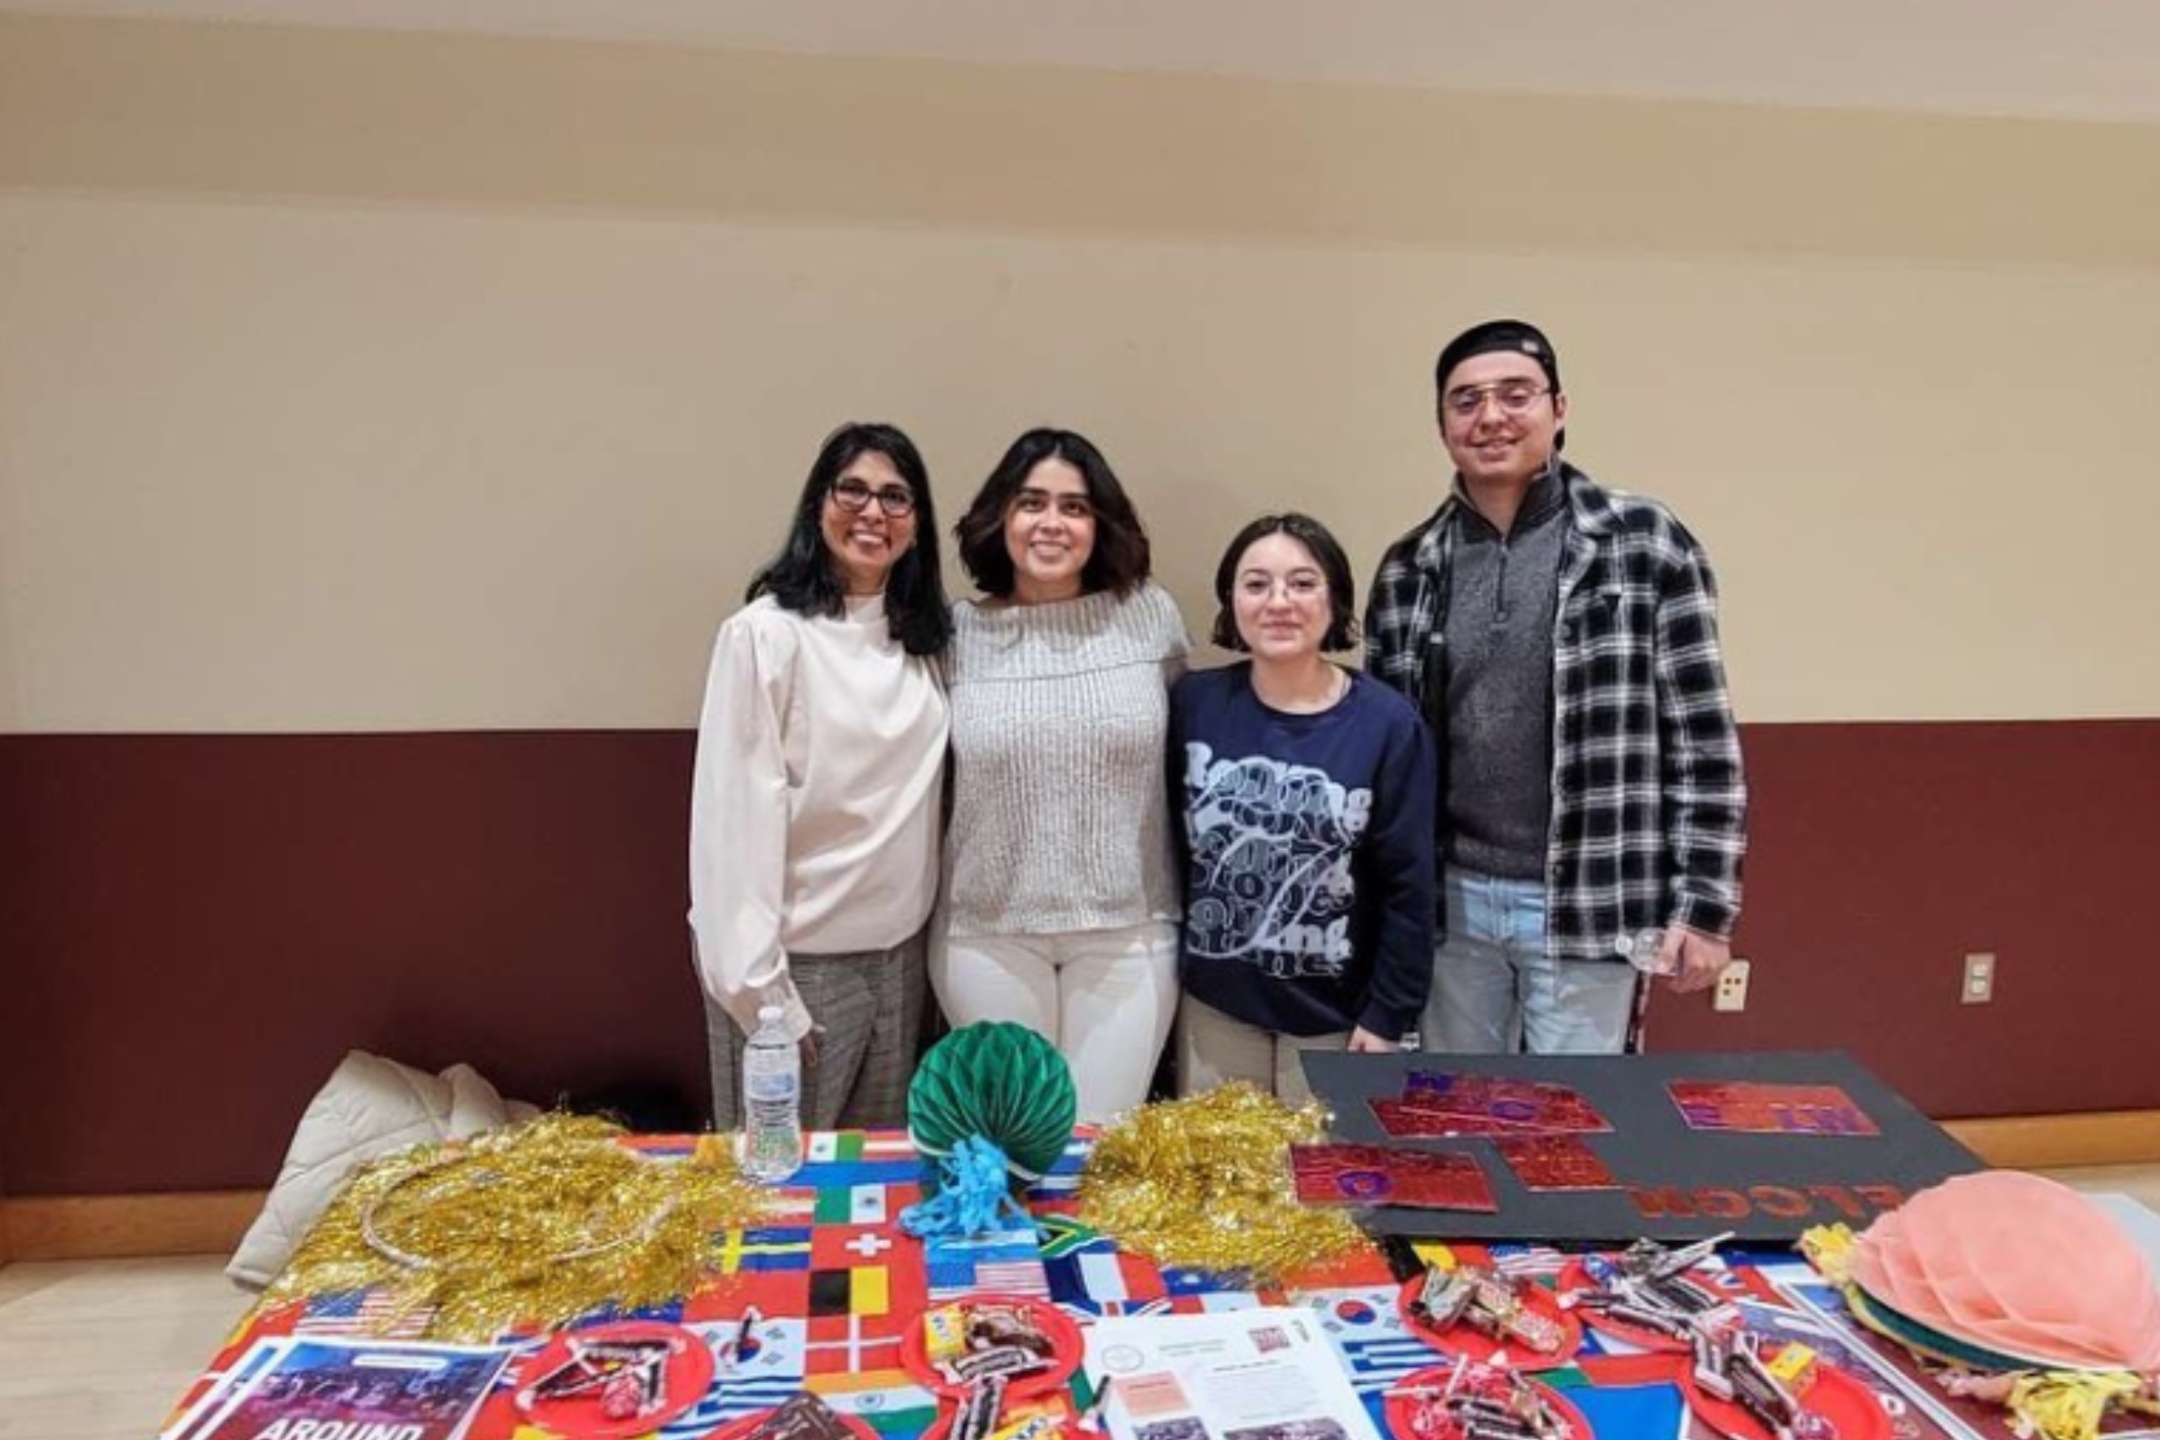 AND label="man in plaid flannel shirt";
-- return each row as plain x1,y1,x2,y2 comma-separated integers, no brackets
1365,320,1746,1053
